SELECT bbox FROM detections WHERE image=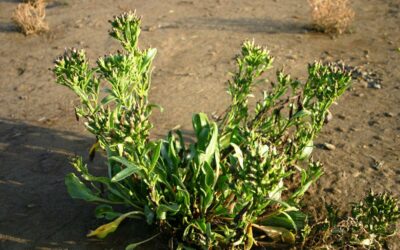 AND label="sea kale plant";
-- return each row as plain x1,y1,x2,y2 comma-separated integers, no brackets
53,11,398,249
